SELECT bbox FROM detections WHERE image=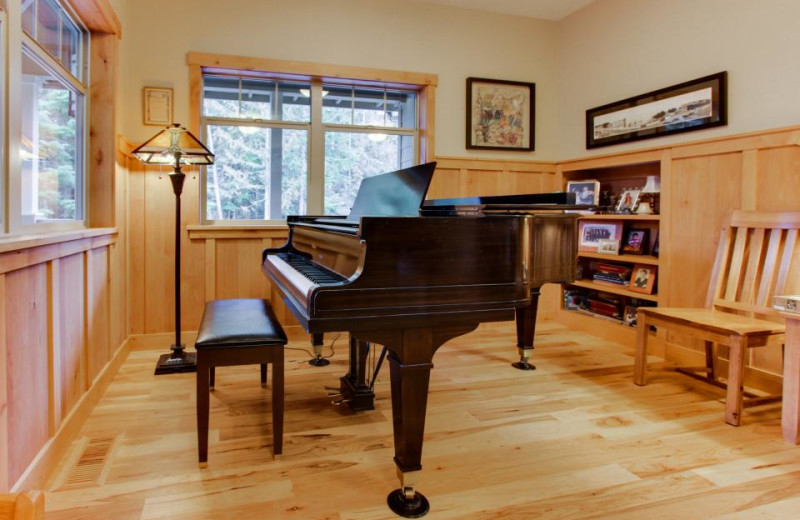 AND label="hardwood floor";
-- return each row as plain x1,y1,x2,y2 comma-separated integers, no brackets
43,321,800,519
